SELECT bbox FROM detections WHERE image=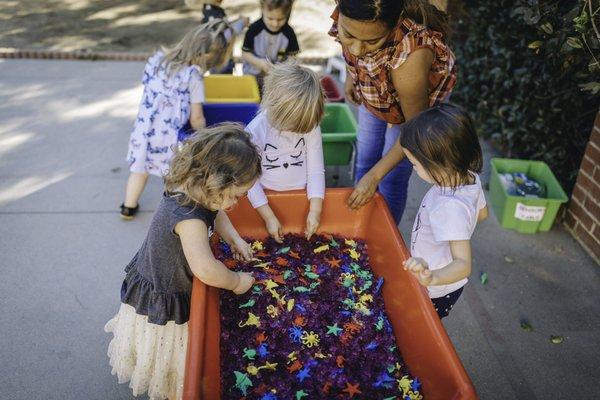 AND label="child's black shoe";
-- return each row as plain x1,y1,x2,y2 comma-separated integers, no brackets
120,203,139,220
